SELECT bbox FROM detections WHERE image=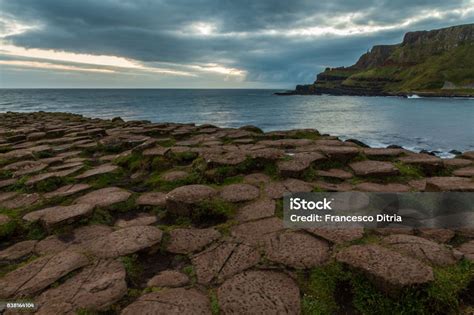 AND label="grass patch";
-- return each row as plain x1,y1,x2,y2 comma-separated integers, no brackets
120,254,143,287
394,162,424,179
182,265,197,284
209,289,220,315
191,199,235,224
